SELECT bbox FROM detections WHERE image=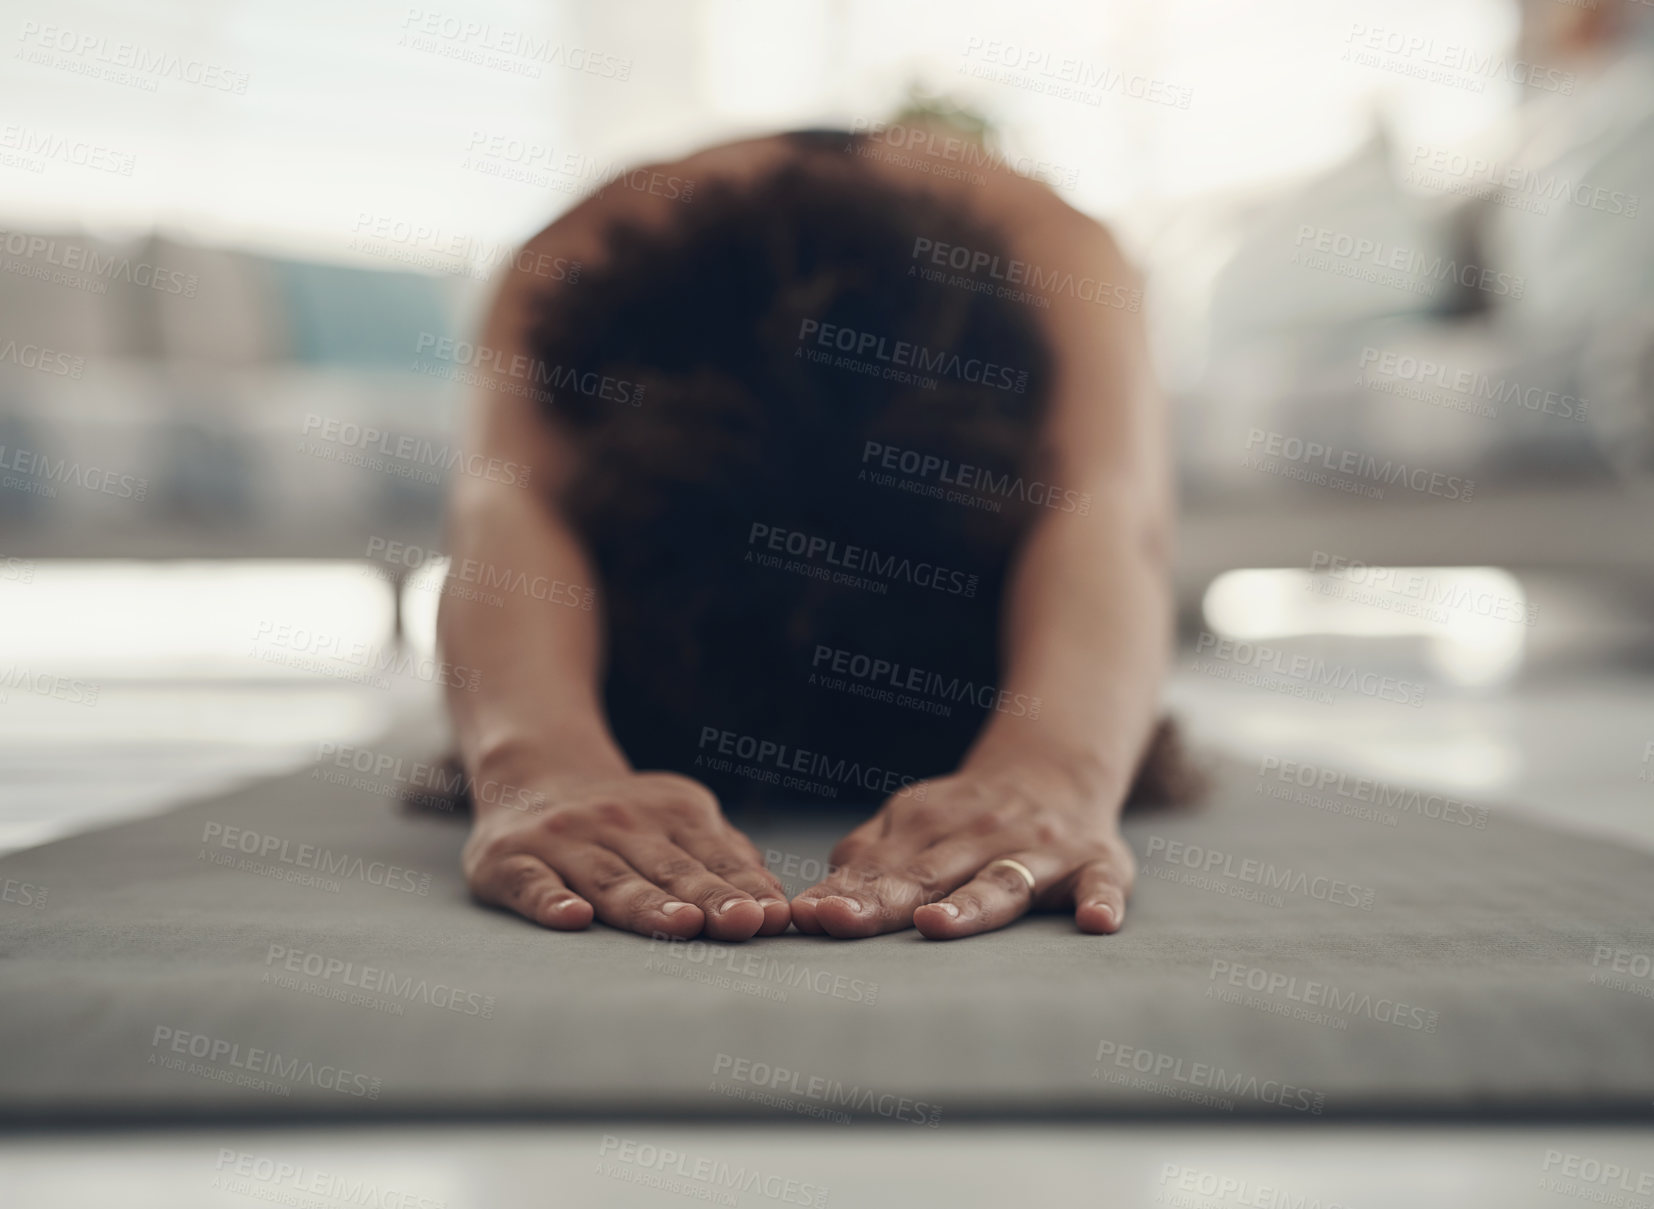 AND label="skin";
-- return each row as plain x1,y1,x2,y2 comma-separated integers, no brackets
441,128,1173,942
